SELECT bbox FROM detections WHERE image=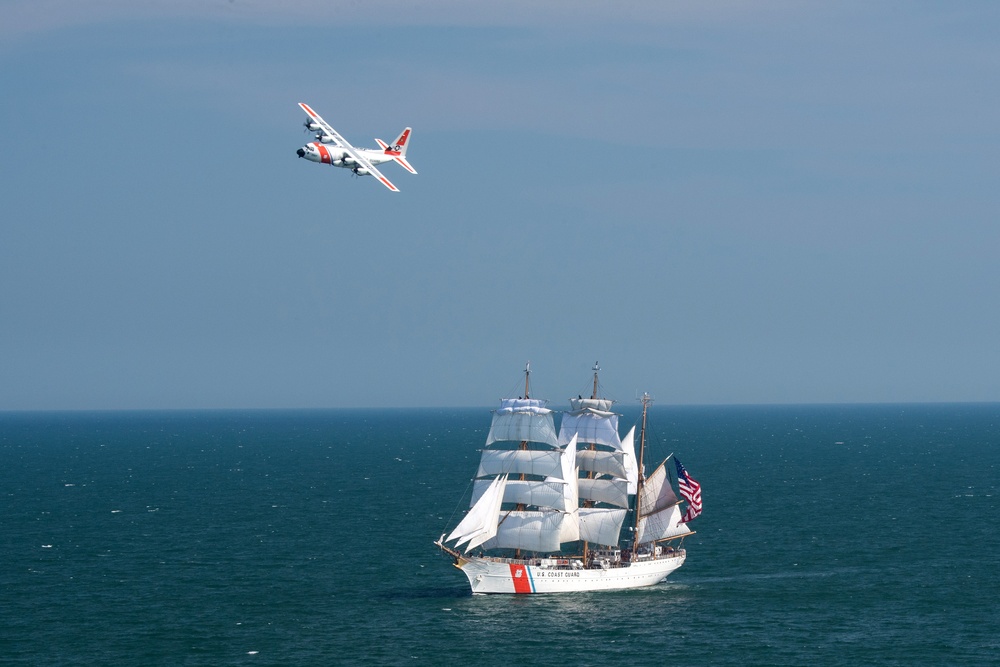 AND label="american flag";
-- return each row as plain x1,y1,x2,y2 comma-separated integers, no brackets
674,457,702,523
